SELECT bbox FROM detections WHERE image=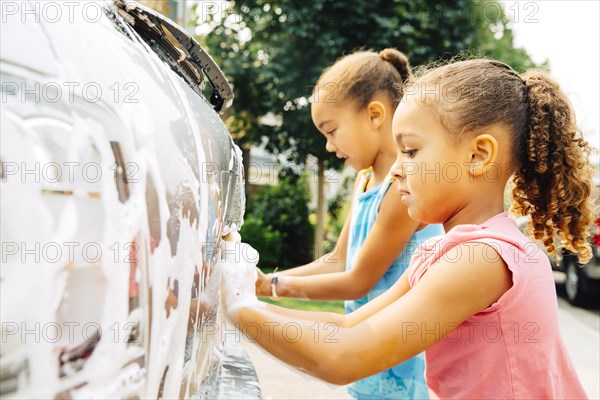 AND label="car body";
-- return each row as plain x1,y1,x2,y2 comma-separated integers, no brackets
1,1,259,398
557,213,600,307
